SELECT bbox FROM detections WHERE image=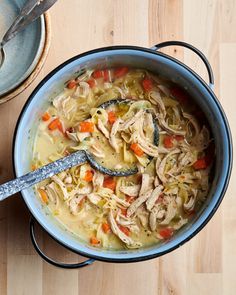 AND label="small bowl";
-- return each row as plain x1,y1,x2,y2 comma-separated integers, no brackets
0,2,51,105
